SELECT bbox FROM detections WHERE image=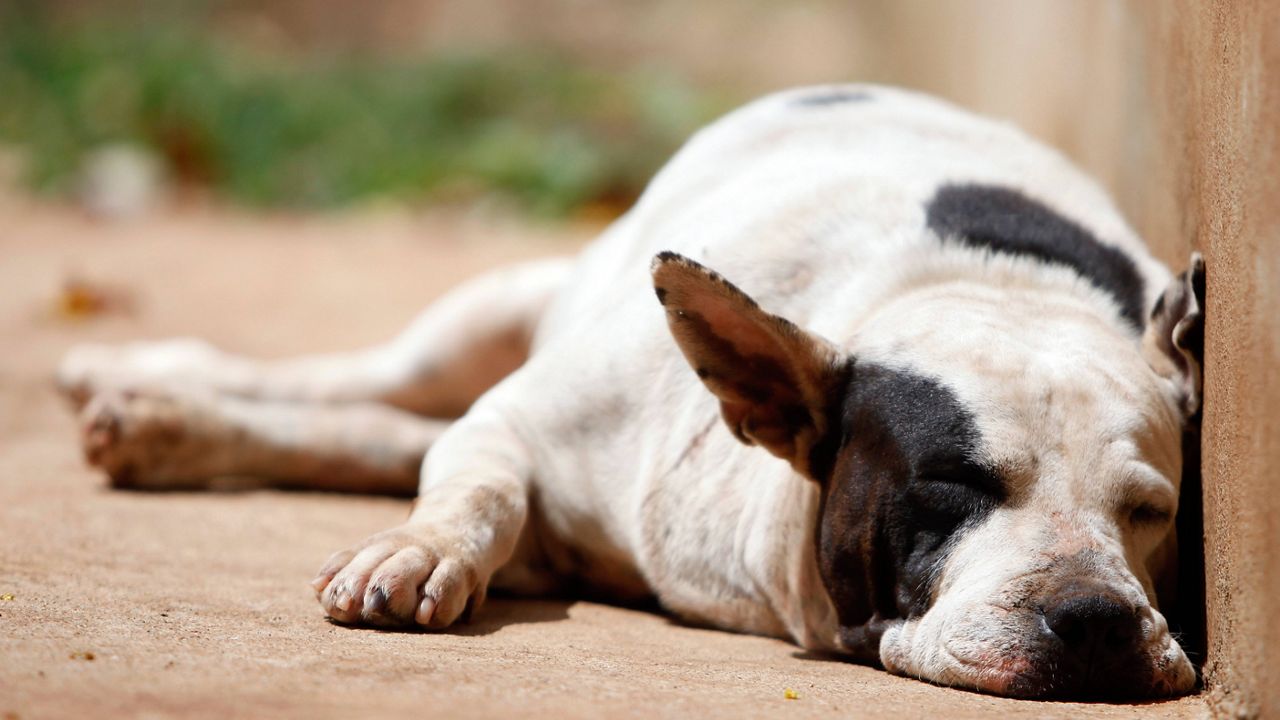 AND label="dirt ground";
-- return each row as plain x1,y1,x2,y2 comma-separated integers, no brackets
0,203,1208,718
